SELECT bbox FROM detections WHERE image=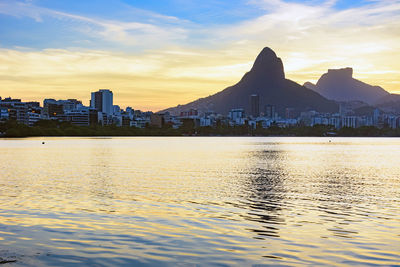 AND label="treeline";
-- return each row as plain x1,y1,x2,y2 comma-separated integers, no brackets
195,124,400,137
0,120,180,137
1,120,400,137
